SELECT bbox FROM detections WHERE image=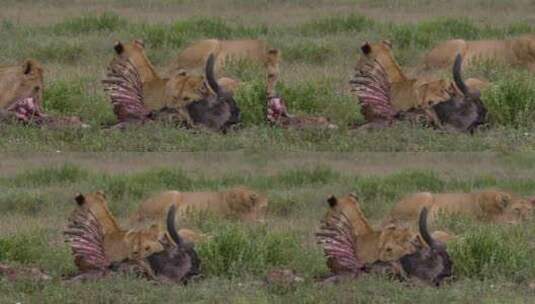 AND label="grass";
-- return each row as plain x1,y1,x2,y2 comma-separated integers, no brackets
1,156,535,302
2,0,535,302
0,1,534,151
